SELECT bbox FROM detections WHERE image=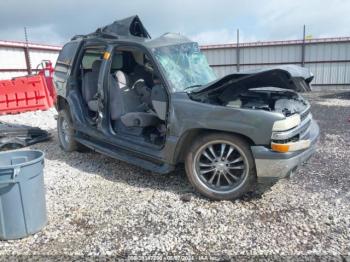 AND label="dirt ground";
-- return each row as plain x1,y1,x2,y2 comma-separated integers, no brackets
0,90,349,260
